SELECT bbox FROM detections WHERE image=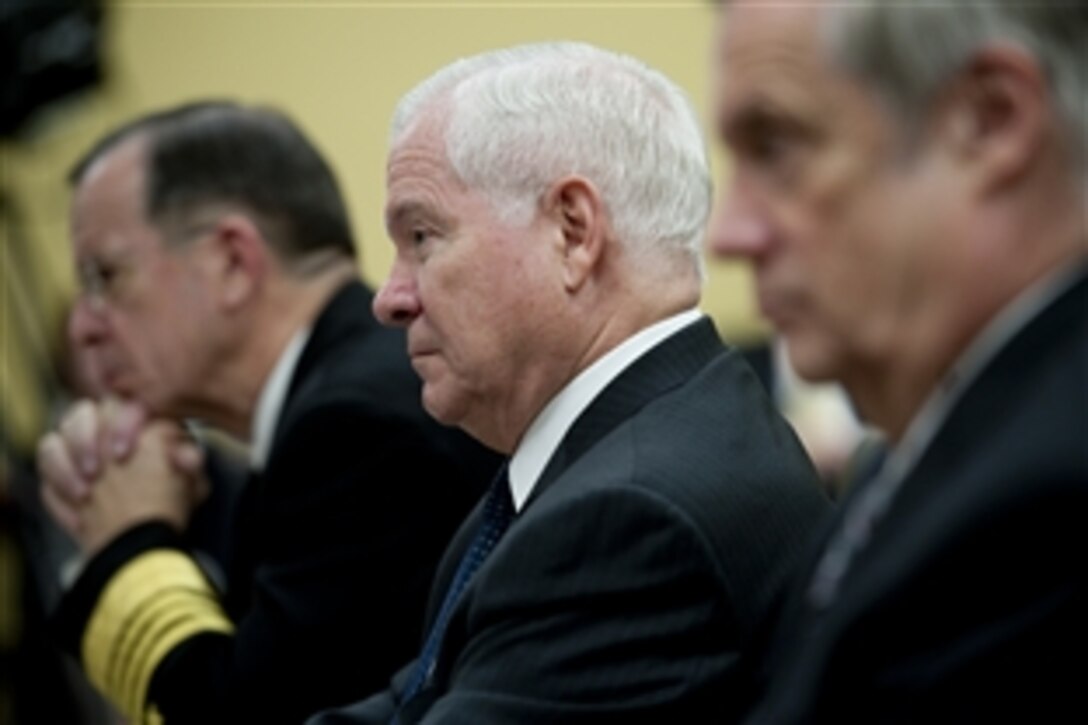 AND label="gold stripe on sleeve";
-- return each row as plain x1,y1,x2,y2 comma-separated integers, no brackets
81,549,235,724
